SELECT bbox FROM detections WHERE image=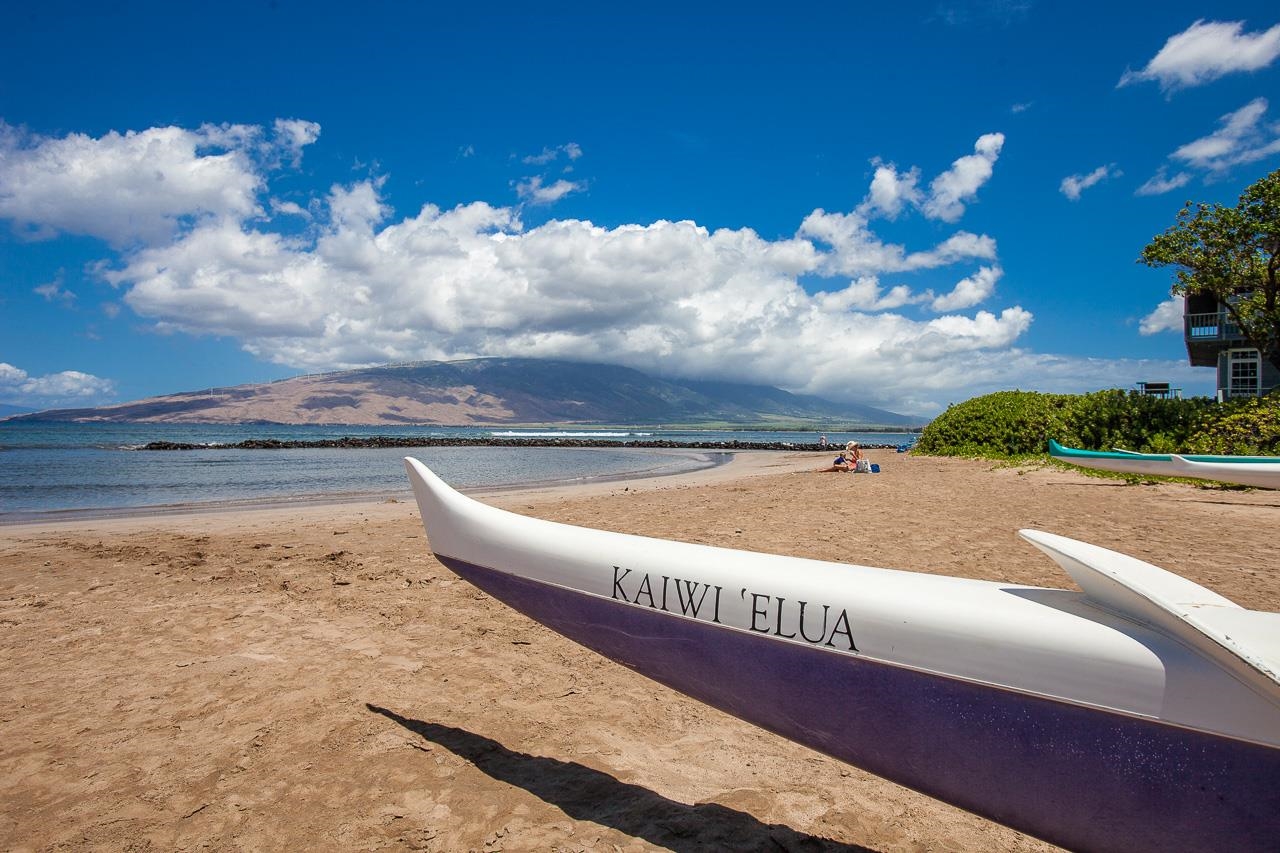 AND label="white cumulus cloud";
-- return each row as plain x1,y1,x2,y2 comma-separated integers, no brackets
516,143,588,205
1139,98,1280,192
515,176,587,205
96,165,1027,412
33,271,75,304
271,118,321,167
929,266,1003,312
522,143,583,166
0,120,318,247
921,133,1004,222
863,160,922,219
799,210,996,277
1140,297,1184,335
0,362,116,407
1060,164,1120,201
1170,97,1280,173
815,277,922,313
1119,19,1280,92
1135,167,1192,197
